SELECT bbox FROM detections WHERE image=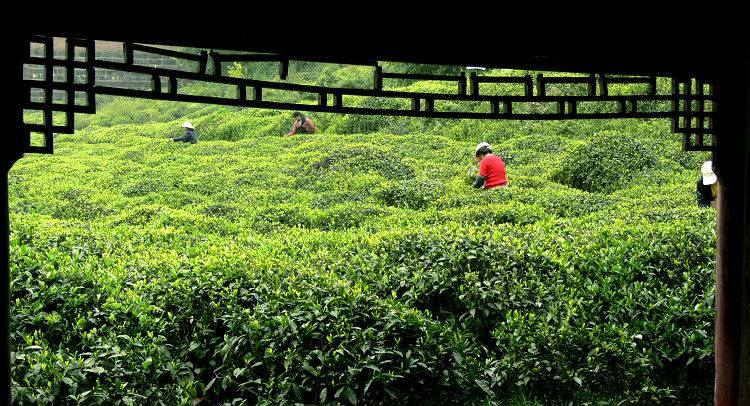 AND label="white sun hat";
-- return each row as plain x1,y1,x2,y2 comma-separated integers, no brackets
475,142,491,154
701,161,717,185
180,121,194,129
